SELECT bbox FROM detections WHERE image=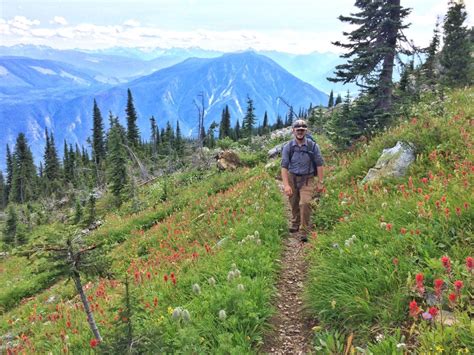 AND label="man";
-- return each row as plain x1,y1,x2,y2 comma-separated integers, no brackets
281,119,324,242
